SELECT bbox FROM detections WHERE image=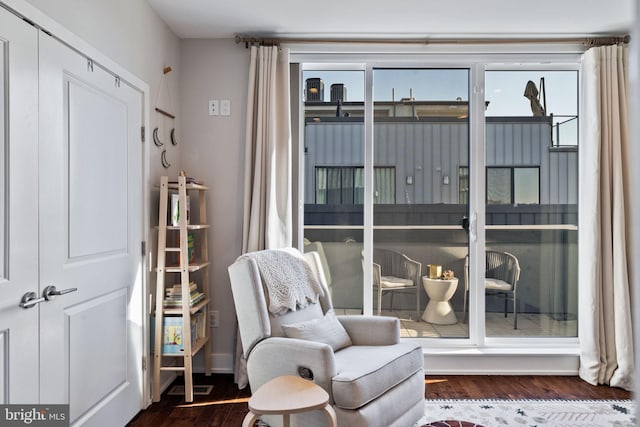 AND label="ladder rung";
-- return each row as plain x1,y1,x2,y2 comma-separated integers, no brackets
160,366,186,372
165,247,180,252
